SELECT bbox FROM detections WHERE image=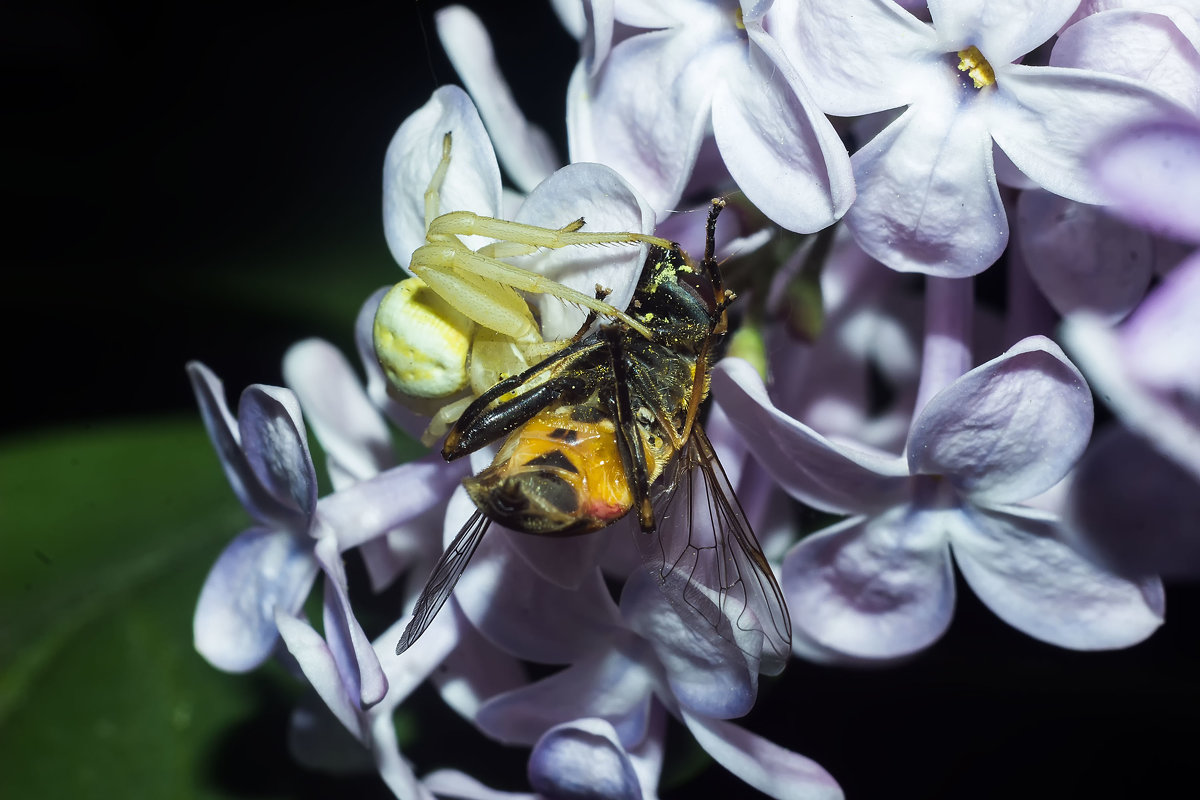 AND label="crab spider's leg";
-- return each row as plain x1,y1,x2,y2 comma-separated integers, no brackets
411,243,544,344
424,133,454,232
476,219,586,259
413,241,654,339
427,211,674,253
